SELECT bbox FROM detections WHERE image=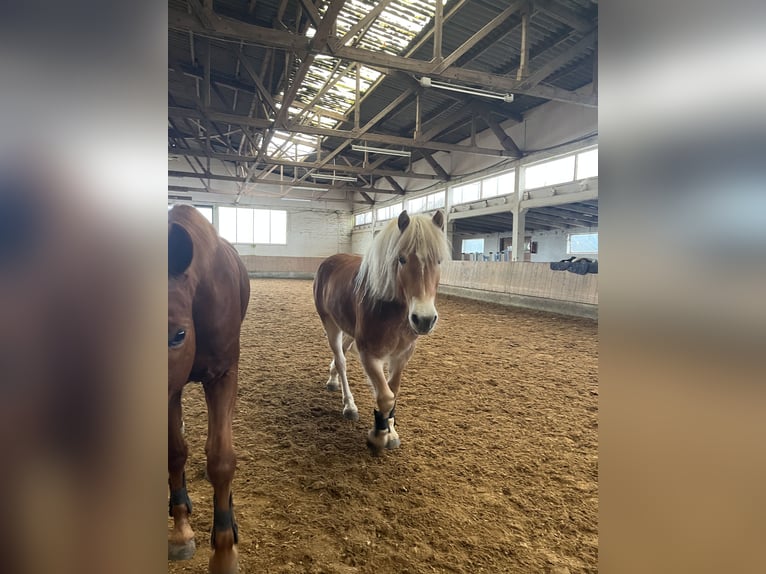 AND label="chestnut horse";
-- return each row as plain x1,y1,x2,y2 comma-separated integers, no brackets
168,205,249,574
313,210,450,453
